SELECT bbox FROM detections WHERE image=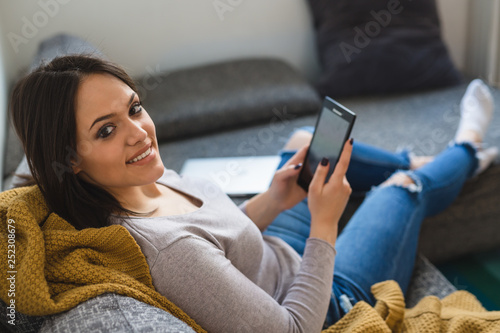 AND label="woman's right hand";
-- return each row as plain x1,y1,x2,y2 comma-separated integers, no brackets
308,139,353,247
